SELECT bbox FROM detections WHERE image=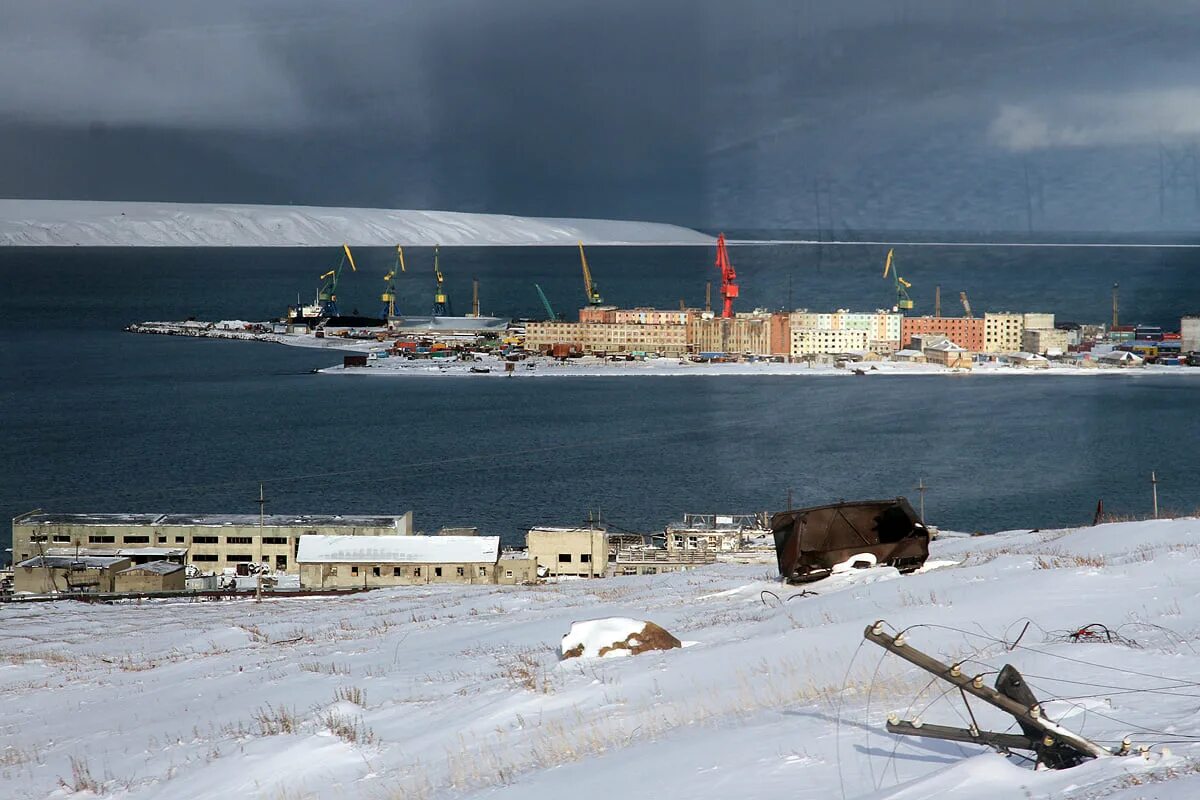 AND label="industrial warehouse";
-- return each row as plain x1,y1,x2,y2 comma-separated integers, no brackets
3,510,776,599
